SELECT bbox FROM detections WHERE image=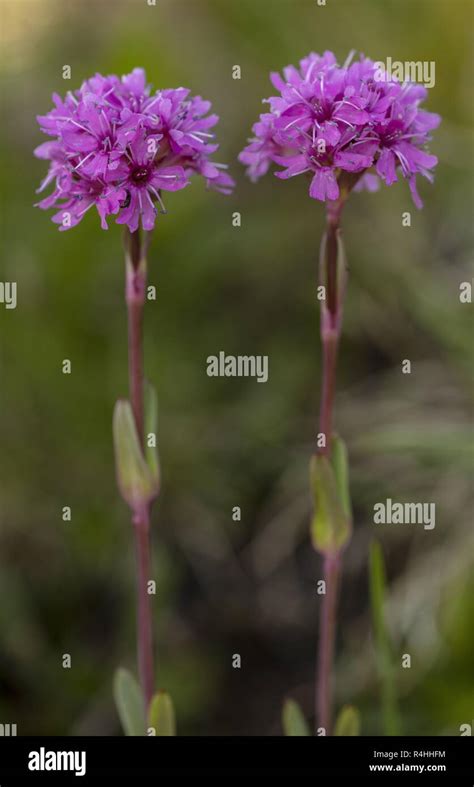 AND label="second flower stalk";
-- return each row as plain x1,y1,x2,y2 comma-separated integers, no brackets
311,195,353,734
